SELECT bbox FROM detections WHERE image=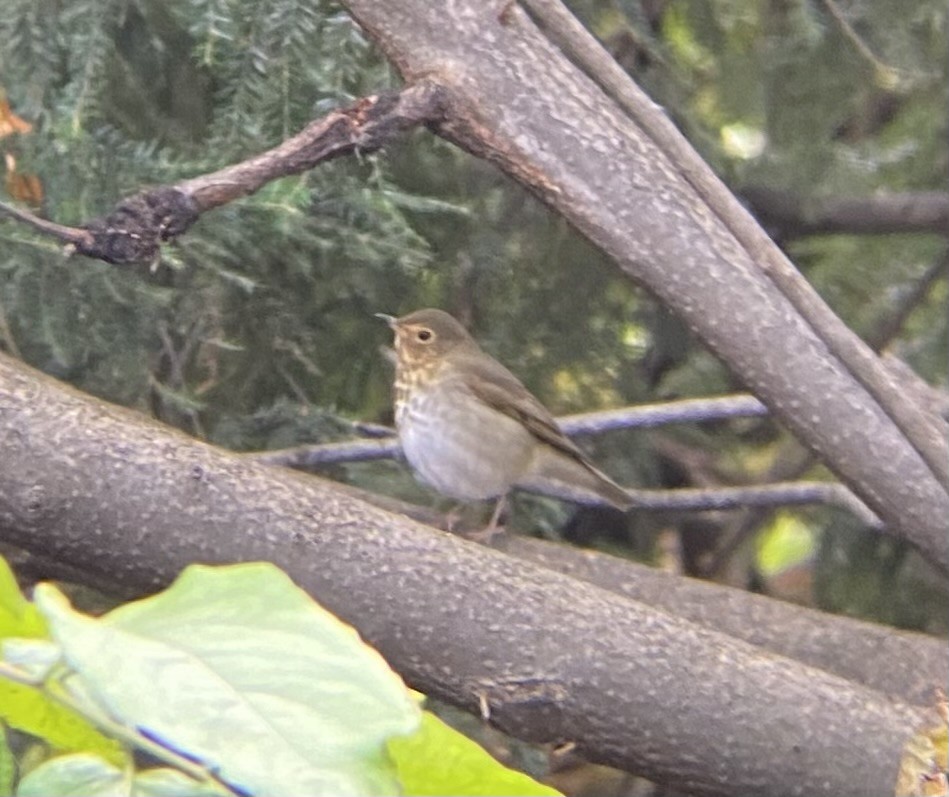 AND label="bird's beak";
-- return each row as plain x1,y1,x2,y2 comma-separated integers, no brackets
374,313,397,329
